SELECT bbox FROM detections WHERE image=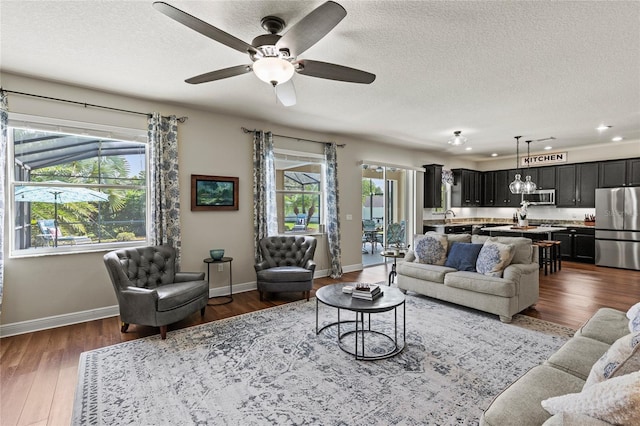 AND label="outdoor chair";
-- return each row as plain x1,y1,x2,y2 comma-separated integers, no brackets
362,219,383,253
103,245,209,339
386,221,406,249
36,219,91,247
255,235,317,301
